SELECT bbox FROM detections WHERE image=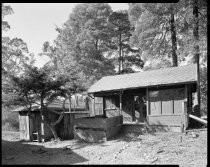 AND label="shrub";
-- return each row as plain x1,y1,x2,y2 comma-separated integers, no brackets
2,106,19,131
